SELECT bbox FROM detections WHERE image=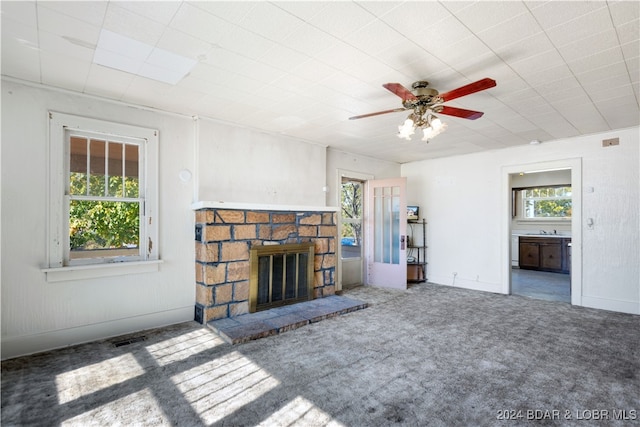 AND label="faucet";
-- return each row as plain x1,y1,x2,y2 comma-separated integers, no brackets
540,230,547,234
